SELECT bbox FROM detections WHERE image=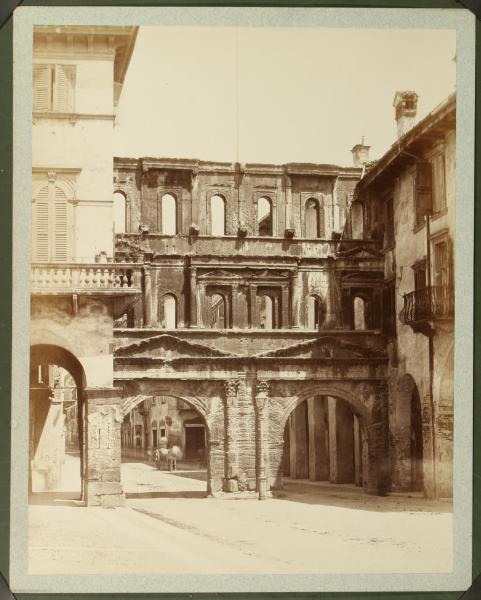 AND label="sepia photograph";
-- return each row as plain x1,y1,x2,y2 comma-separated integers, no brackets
9,5,475,595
